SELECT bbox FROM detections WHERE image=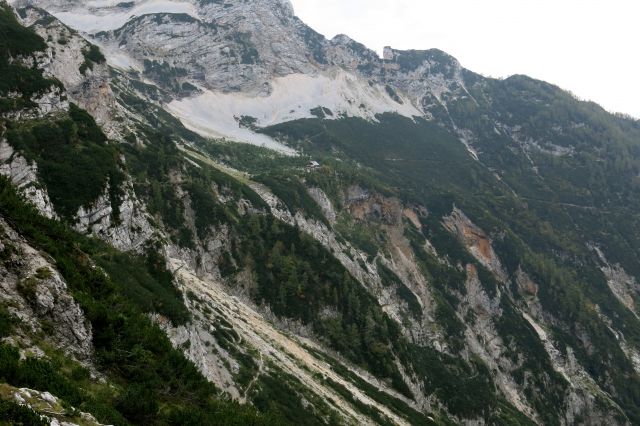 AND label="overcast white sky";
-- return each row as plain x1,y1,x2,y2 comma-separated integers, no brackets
289,0,640,118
